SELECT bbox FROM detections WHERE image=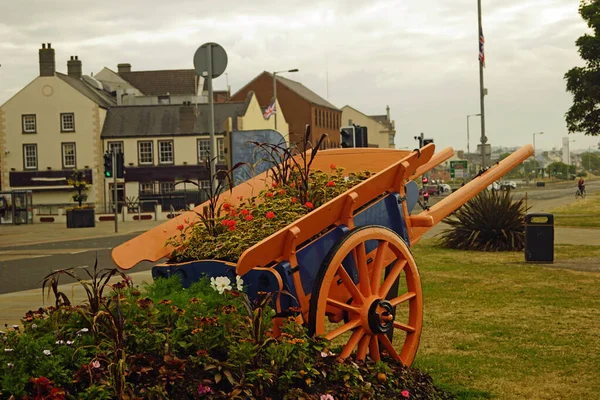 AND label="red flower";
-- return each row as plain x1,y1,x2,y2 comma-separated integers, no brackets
266,192,274,197
229,209,238,217
330,163,337,169
226,220,236,227
221,219,230,226
177,224,184,231
266,211,276,219
184,218,190,224
229,224,237,231
241,209,249,216
272,182,278,188
292,197,297,203
326,181,335,187
289,182,296,188
305,202,314,209
223,203,232,211
401,390,410,398
237,196,244,200
245,215,253,221
279,189,286,195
